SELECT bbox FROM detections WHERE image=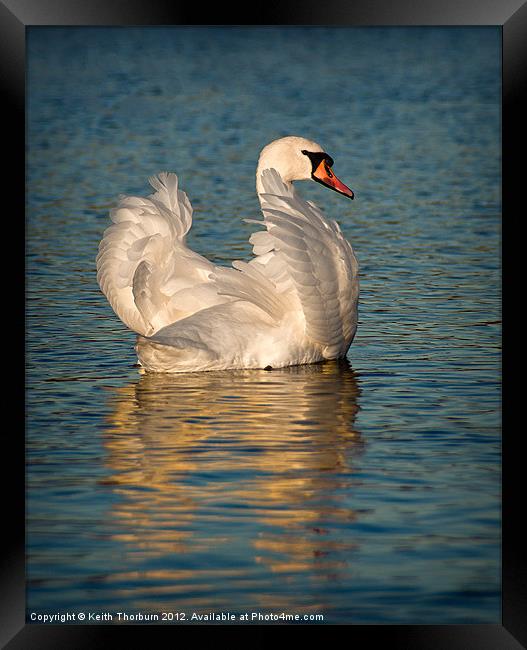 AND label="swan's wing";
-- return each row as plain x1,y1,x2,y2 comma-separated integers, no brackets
96,173,217,336
249,169,359,349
